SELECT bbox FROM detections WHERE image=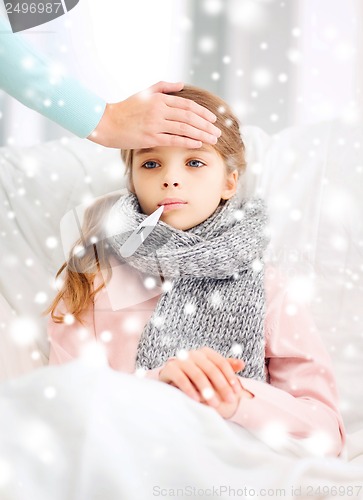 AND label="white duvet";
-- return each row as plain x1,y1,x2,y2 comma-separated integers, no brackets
0,357,362,500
